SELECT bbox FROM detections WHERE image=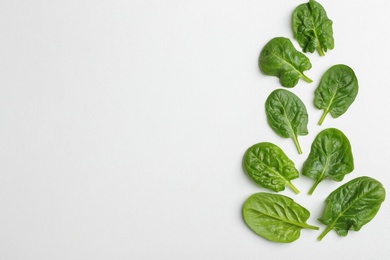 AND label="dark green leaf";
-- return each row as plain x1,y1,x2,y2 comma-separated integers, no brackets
259,37,312,88
318,176,386,240
293,0,334,56
243,142,300,193
303,128,354,195
243,192,319,243
315,64,358,125
265,89,308,154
